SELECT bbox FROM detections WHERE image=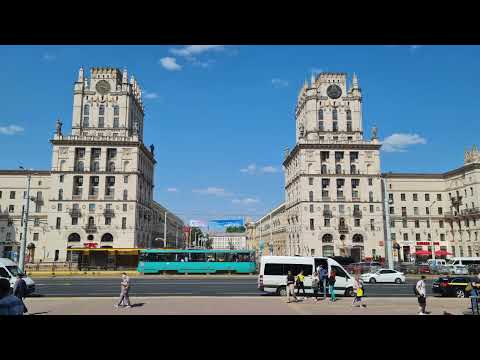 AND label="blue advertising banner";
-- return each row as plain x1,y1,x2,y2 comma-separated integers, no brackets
208,219,244,231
